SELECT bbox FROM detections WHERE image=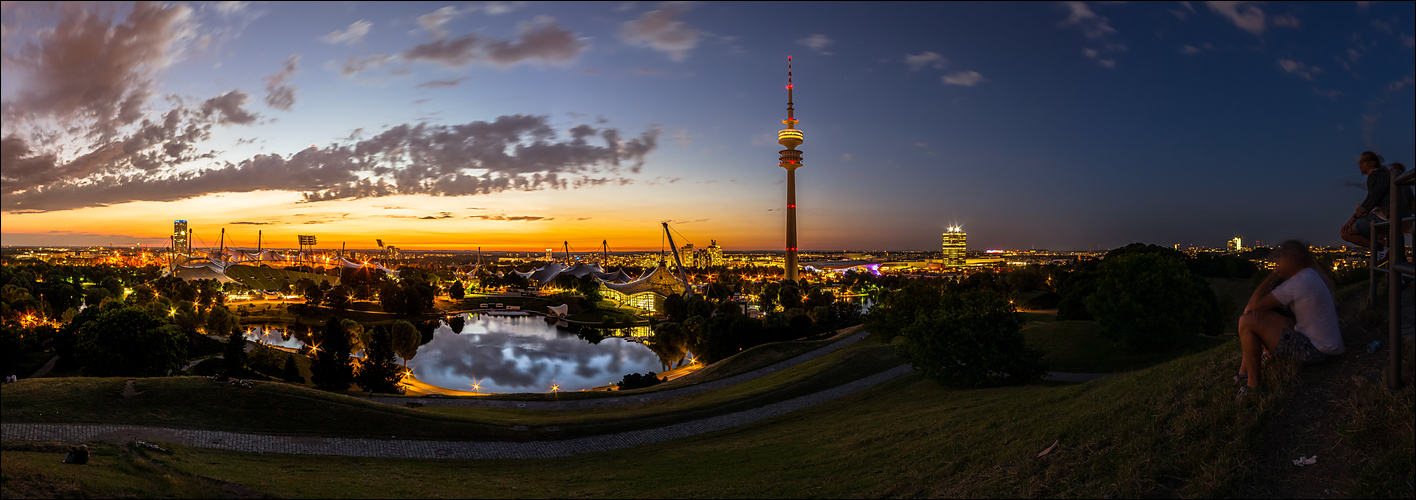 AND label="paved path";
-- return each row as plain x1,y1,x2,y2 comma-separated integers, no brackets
26,356,58,379
371,330,872,410
1,365,913,459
